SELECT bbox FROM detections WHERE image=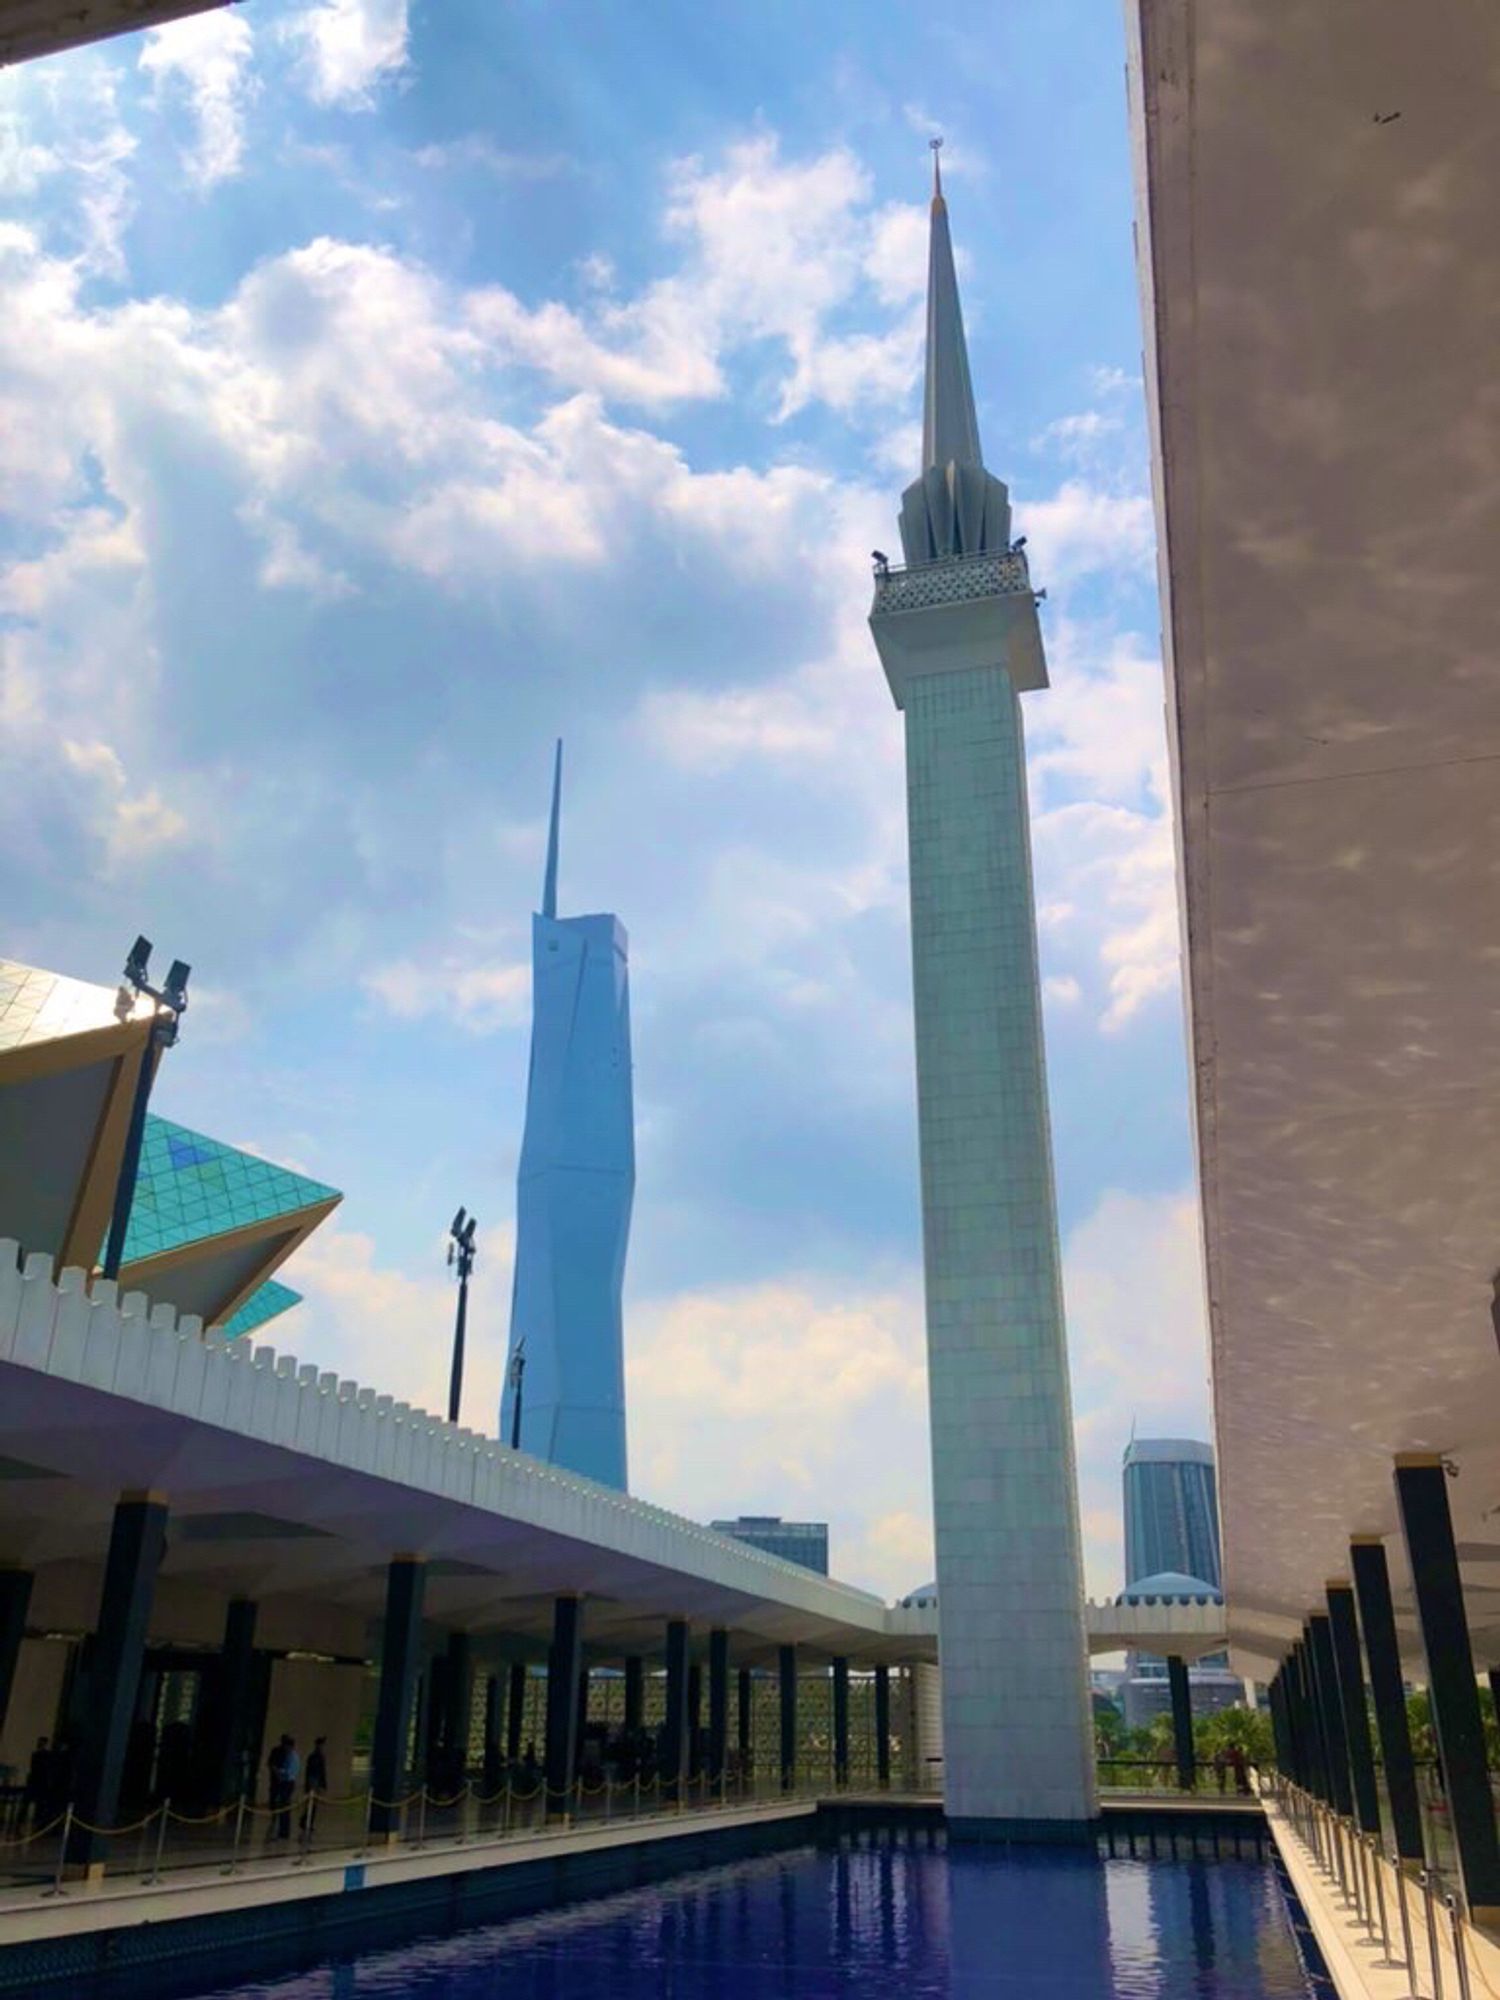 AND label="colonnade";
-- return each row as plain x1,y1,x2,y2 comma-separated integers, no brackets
1265,1455,1500,1922
0,1492,917,1868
